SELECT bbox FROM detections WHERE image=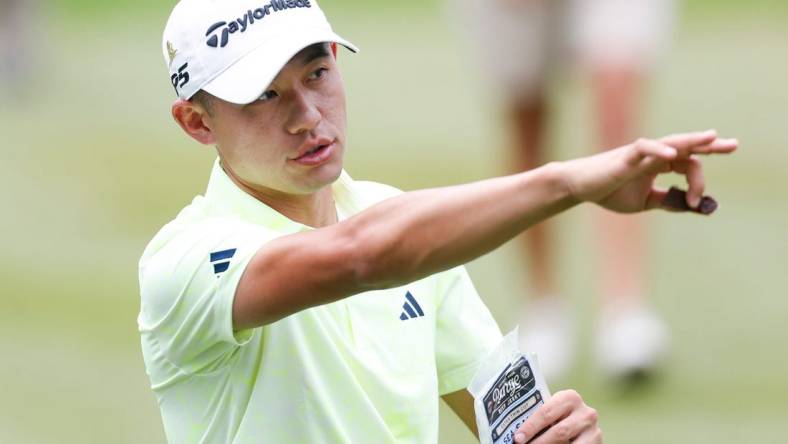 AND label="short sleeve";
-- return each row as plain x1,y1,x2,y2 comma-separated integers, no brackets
434,266,502,395
138,220,273,374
